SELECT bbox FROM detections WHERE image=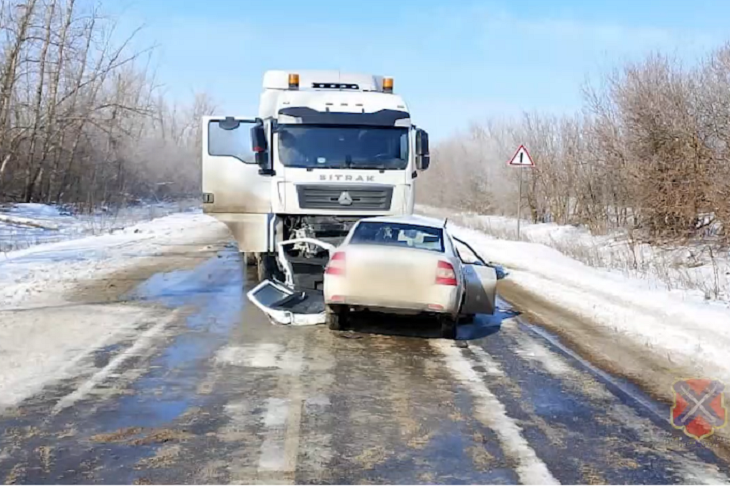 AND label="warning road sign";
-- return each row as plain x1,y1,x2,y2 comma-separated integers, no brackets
509,145,534,239
508,145,535,167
